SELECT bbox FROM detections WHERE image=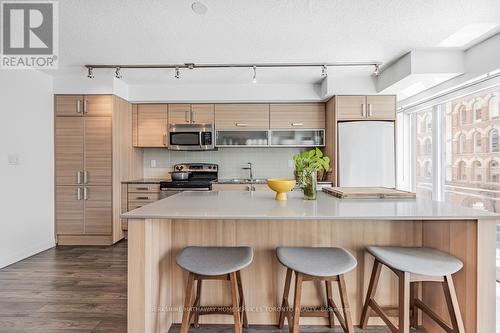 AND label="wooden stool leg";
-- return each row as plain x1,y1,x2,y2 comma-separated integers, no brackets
398,271,410,333
442,275,465,333
192,280,202,328
279,268,293,329
360,260,382,328
338,274,355,333
229,272,242,333
180,272,195,333
410,282,418,329
236,271,249,328
291,272,303,333
325,280,335,328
